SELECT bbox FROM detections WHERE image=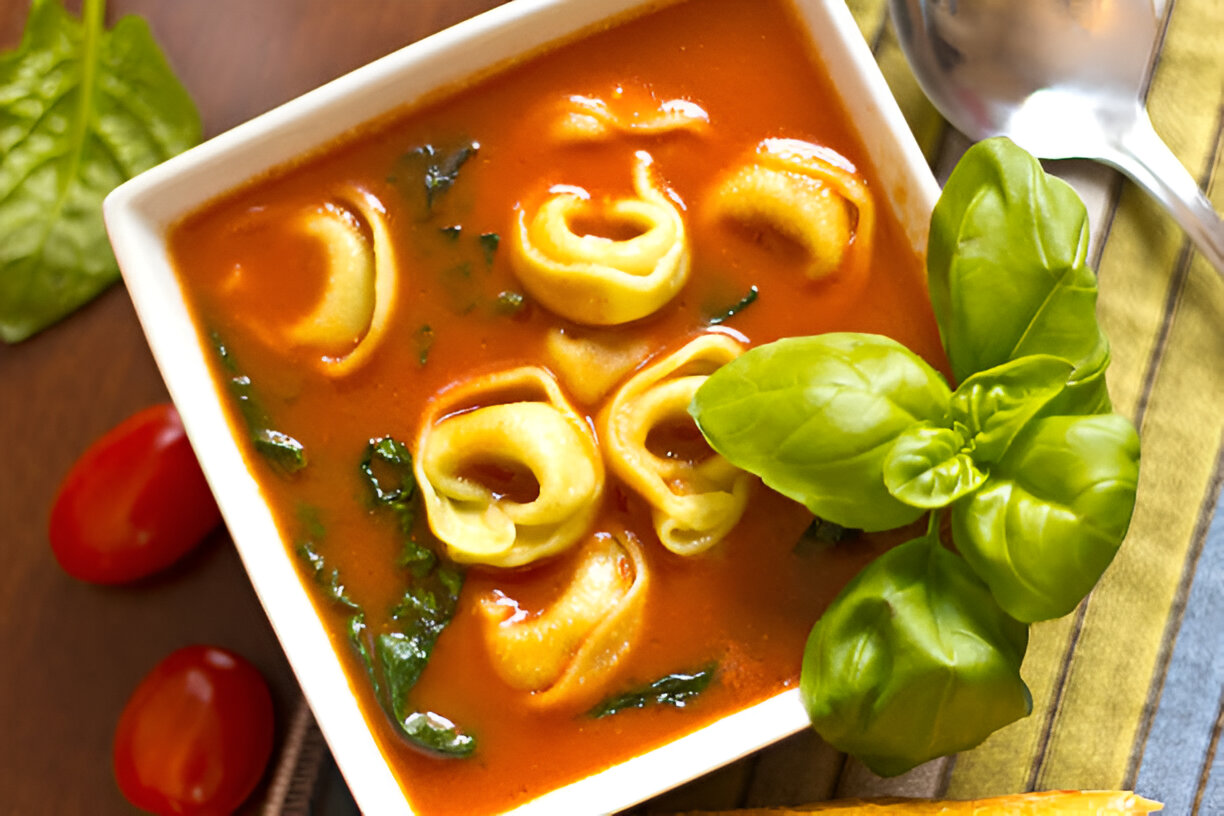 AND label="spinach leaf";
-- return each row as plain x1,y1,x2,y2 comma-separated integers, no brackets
927,138,1110,413
800,534,1031,777
414,324,435,366
360,436,435,575
211,332,307,473
347,566,472,757
951,413,1140,622
705,285,759,325
317,494,469,756
360,436,415,505
494,290,525,315
389,141,478,216
794,517,860,556
691,333,951,531
293,505,360,610
588,663,718,719
399,711,475,757
479,232,500,265
297,542,361,611
0,0,200,342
